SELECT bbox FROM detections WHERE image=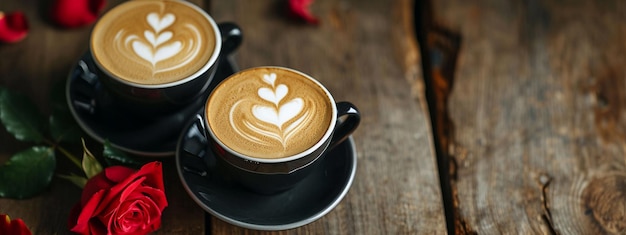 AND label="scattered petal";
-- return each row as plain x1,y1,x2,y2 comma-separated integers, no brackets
288,0,319,25
50,0,106,28
0,11,29,43
0,214,32,235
